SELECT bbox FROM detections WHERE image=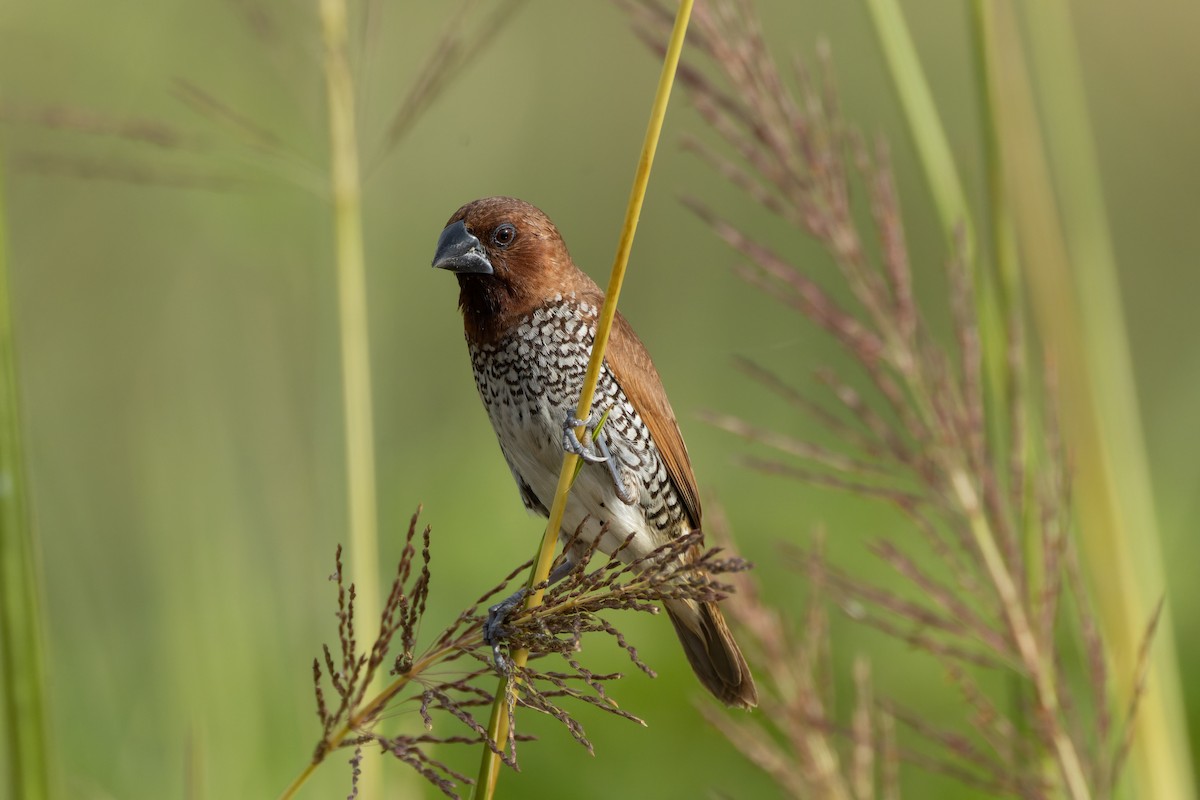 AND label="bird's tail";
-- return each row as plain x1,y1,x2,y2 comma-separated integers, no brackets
664,598,758,709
